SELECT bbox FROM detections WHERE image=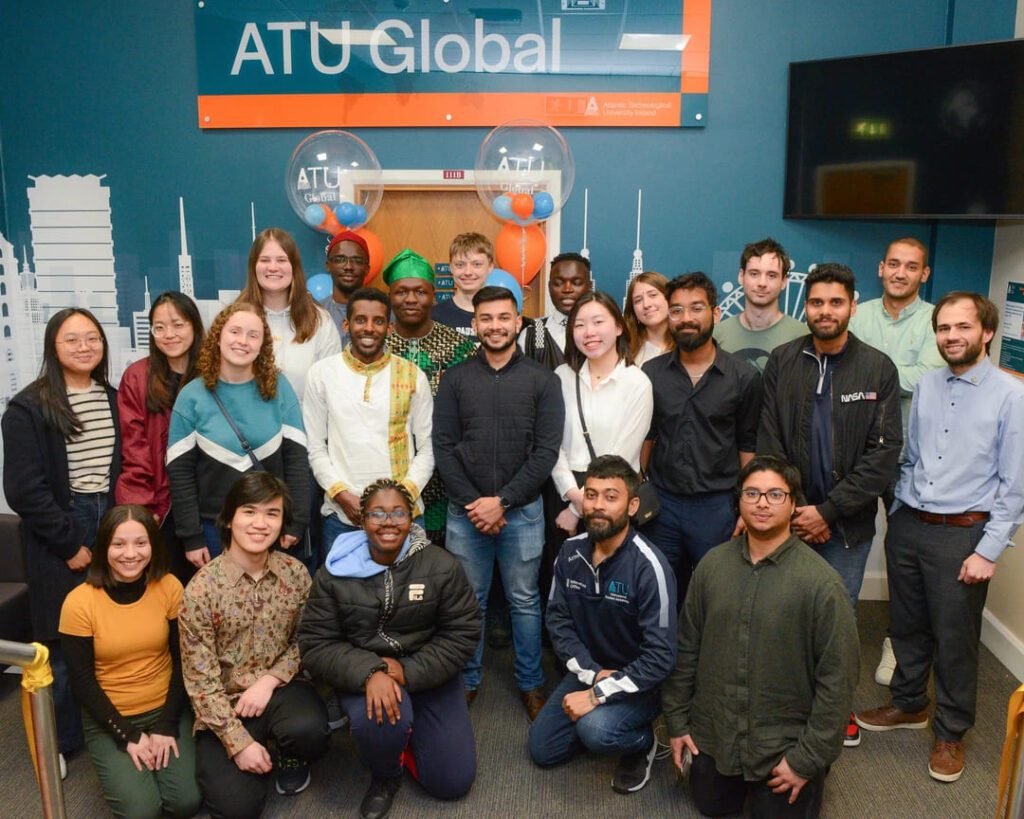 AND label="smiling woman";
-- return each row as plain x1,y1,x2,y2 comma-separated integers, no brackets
298,476,480,818
166,302,310,571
